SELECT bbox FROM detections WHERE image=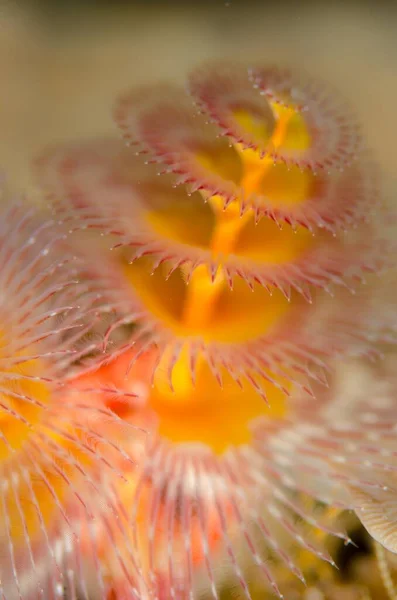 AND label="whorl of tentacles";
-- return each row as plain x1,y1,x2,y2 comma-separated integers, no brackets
0,191,148,600
36,62,393,401
55,350,397,600
34,61,397,599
